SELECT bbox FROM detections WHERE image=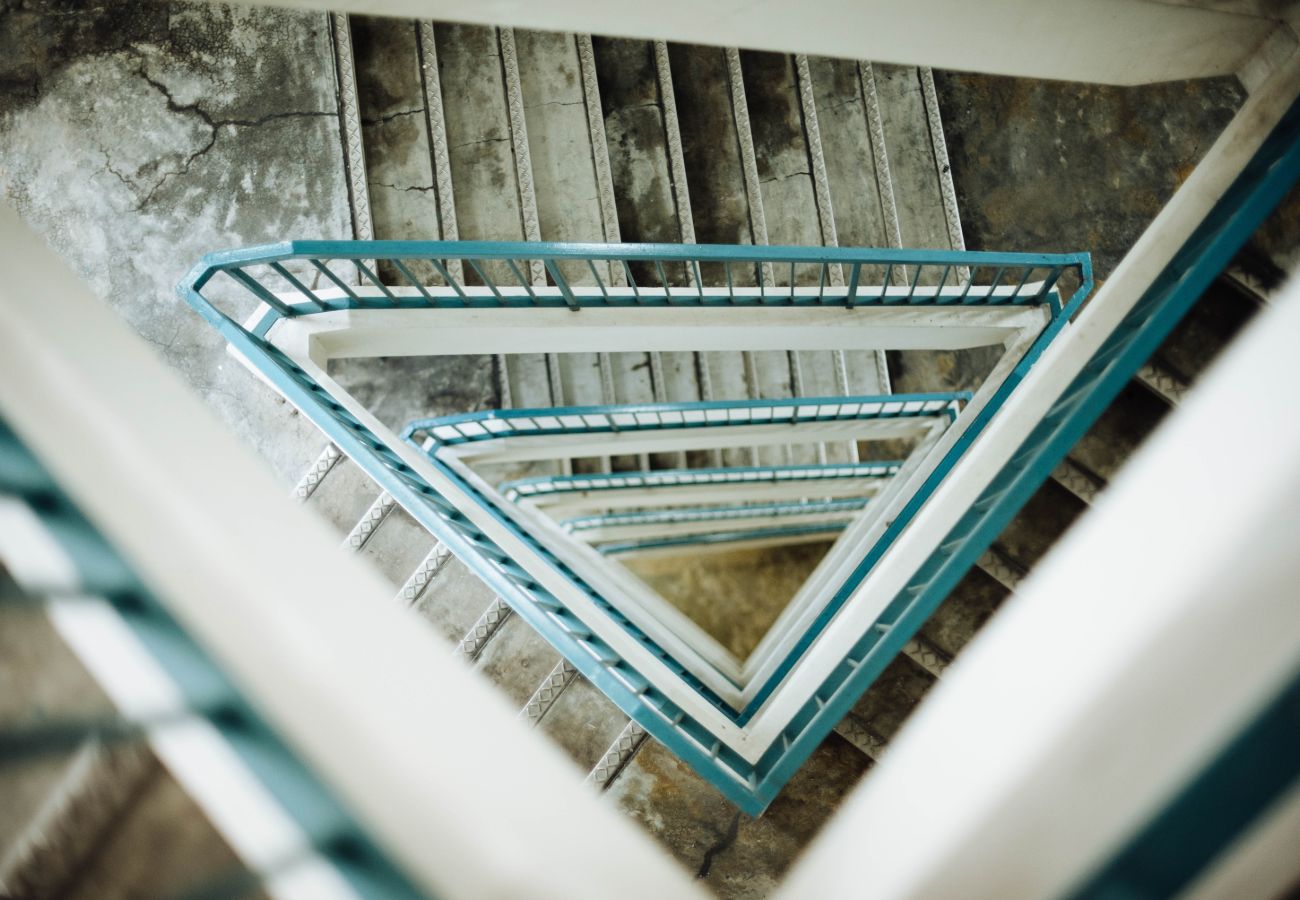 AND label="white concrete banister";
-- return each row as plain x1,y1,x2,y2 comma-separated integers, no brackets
0,204,707,900
777,277,1300,899
235,0,1290,85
